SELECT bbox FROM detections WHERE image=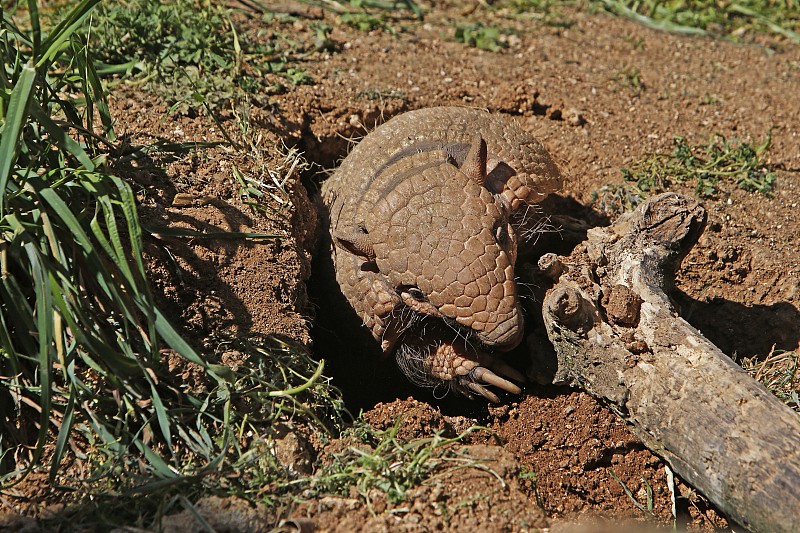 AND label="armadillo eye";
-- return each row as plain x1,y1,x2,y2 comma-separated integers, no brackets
398,285,426,302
